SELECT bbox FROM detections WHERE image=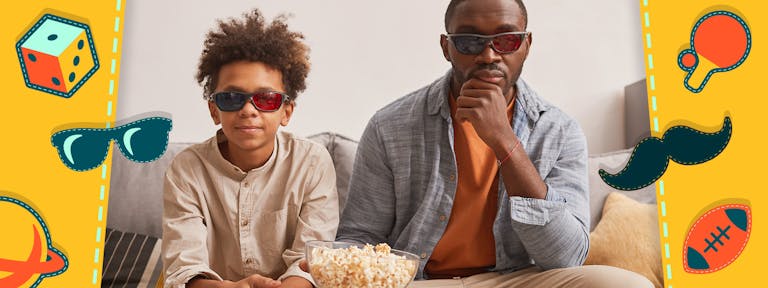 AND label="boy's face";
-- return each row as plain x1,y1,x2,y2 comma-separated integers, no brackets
208,61,294,156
